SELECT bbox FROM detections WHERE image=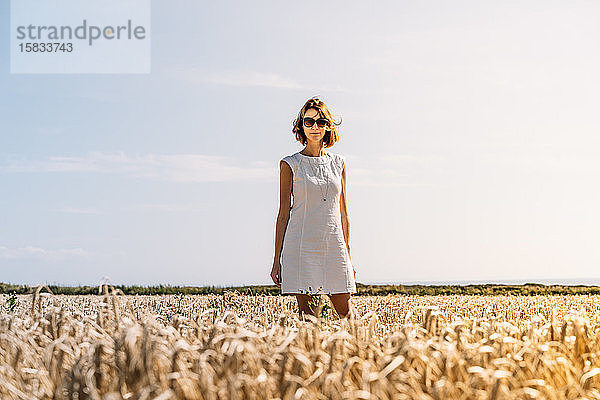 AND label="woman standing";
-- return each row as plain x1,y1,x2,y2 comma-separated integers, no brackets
271,97,357,319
